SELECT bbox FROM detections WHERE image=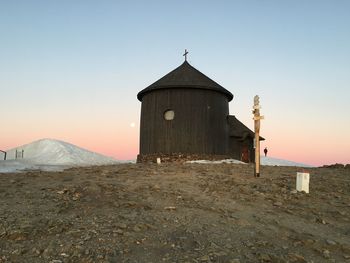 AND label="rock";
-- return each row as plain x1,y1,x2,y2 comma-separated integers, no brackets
144,223,156,230
326,239,337,245
115,223,127,229
56,189,68,194
339,211,347,216
199,255,210,261
245,241,254,248
7,230,28,241
75,245,84,253
164,206,176,211
273,219,280,225
213,251,227,257
133,225,141,232
258,253,271,261
316,218,327,224
293,240,303,247
125,201,137,207
153,184,161,190
32,247,42,255
225,243,233,249
113,229,124,235
322,249,330,259
83,235,92,241
256,240,268,246
42,248,53,258
273,202,283,207
303,239,315,245
236,219,251,226
288,253,307,262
